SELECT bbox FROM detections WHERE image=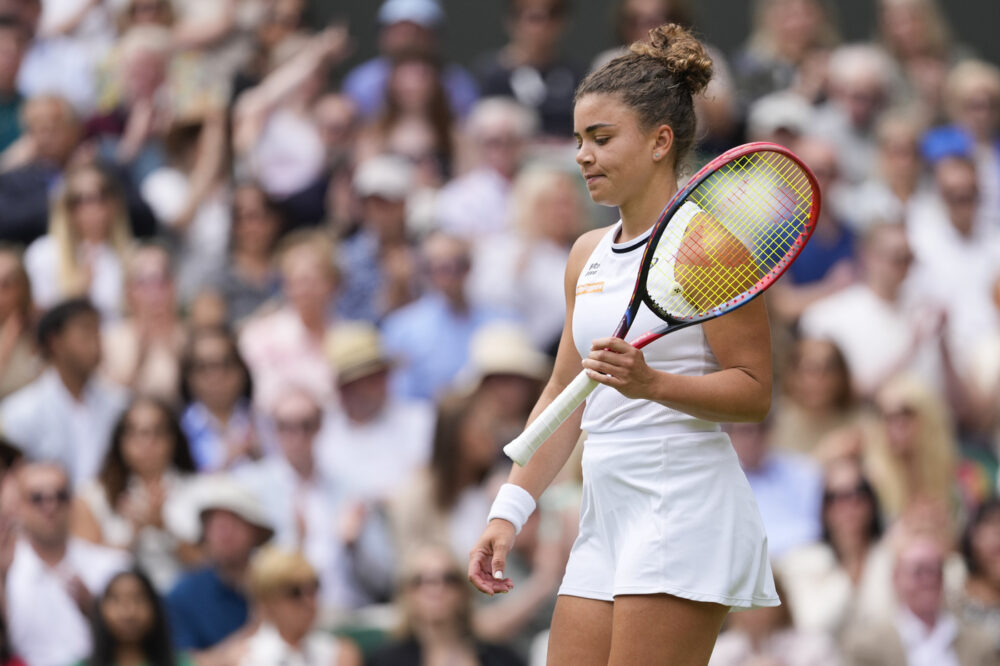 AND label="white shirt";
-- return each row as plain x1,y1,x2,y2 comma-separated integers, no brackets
24,235,125,320
0,368,127,485
895,608,961,666
434,167,512,239
239,622,340,666
317,399,434,503
6,537,131,666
